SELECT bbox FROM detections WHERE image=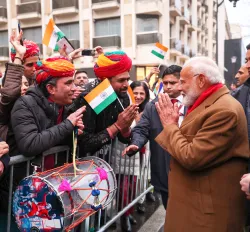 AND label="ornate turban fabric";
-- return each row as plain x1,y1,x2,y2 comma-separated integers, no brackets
36,56,75,85
11,40,40,62
94,51,132,81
